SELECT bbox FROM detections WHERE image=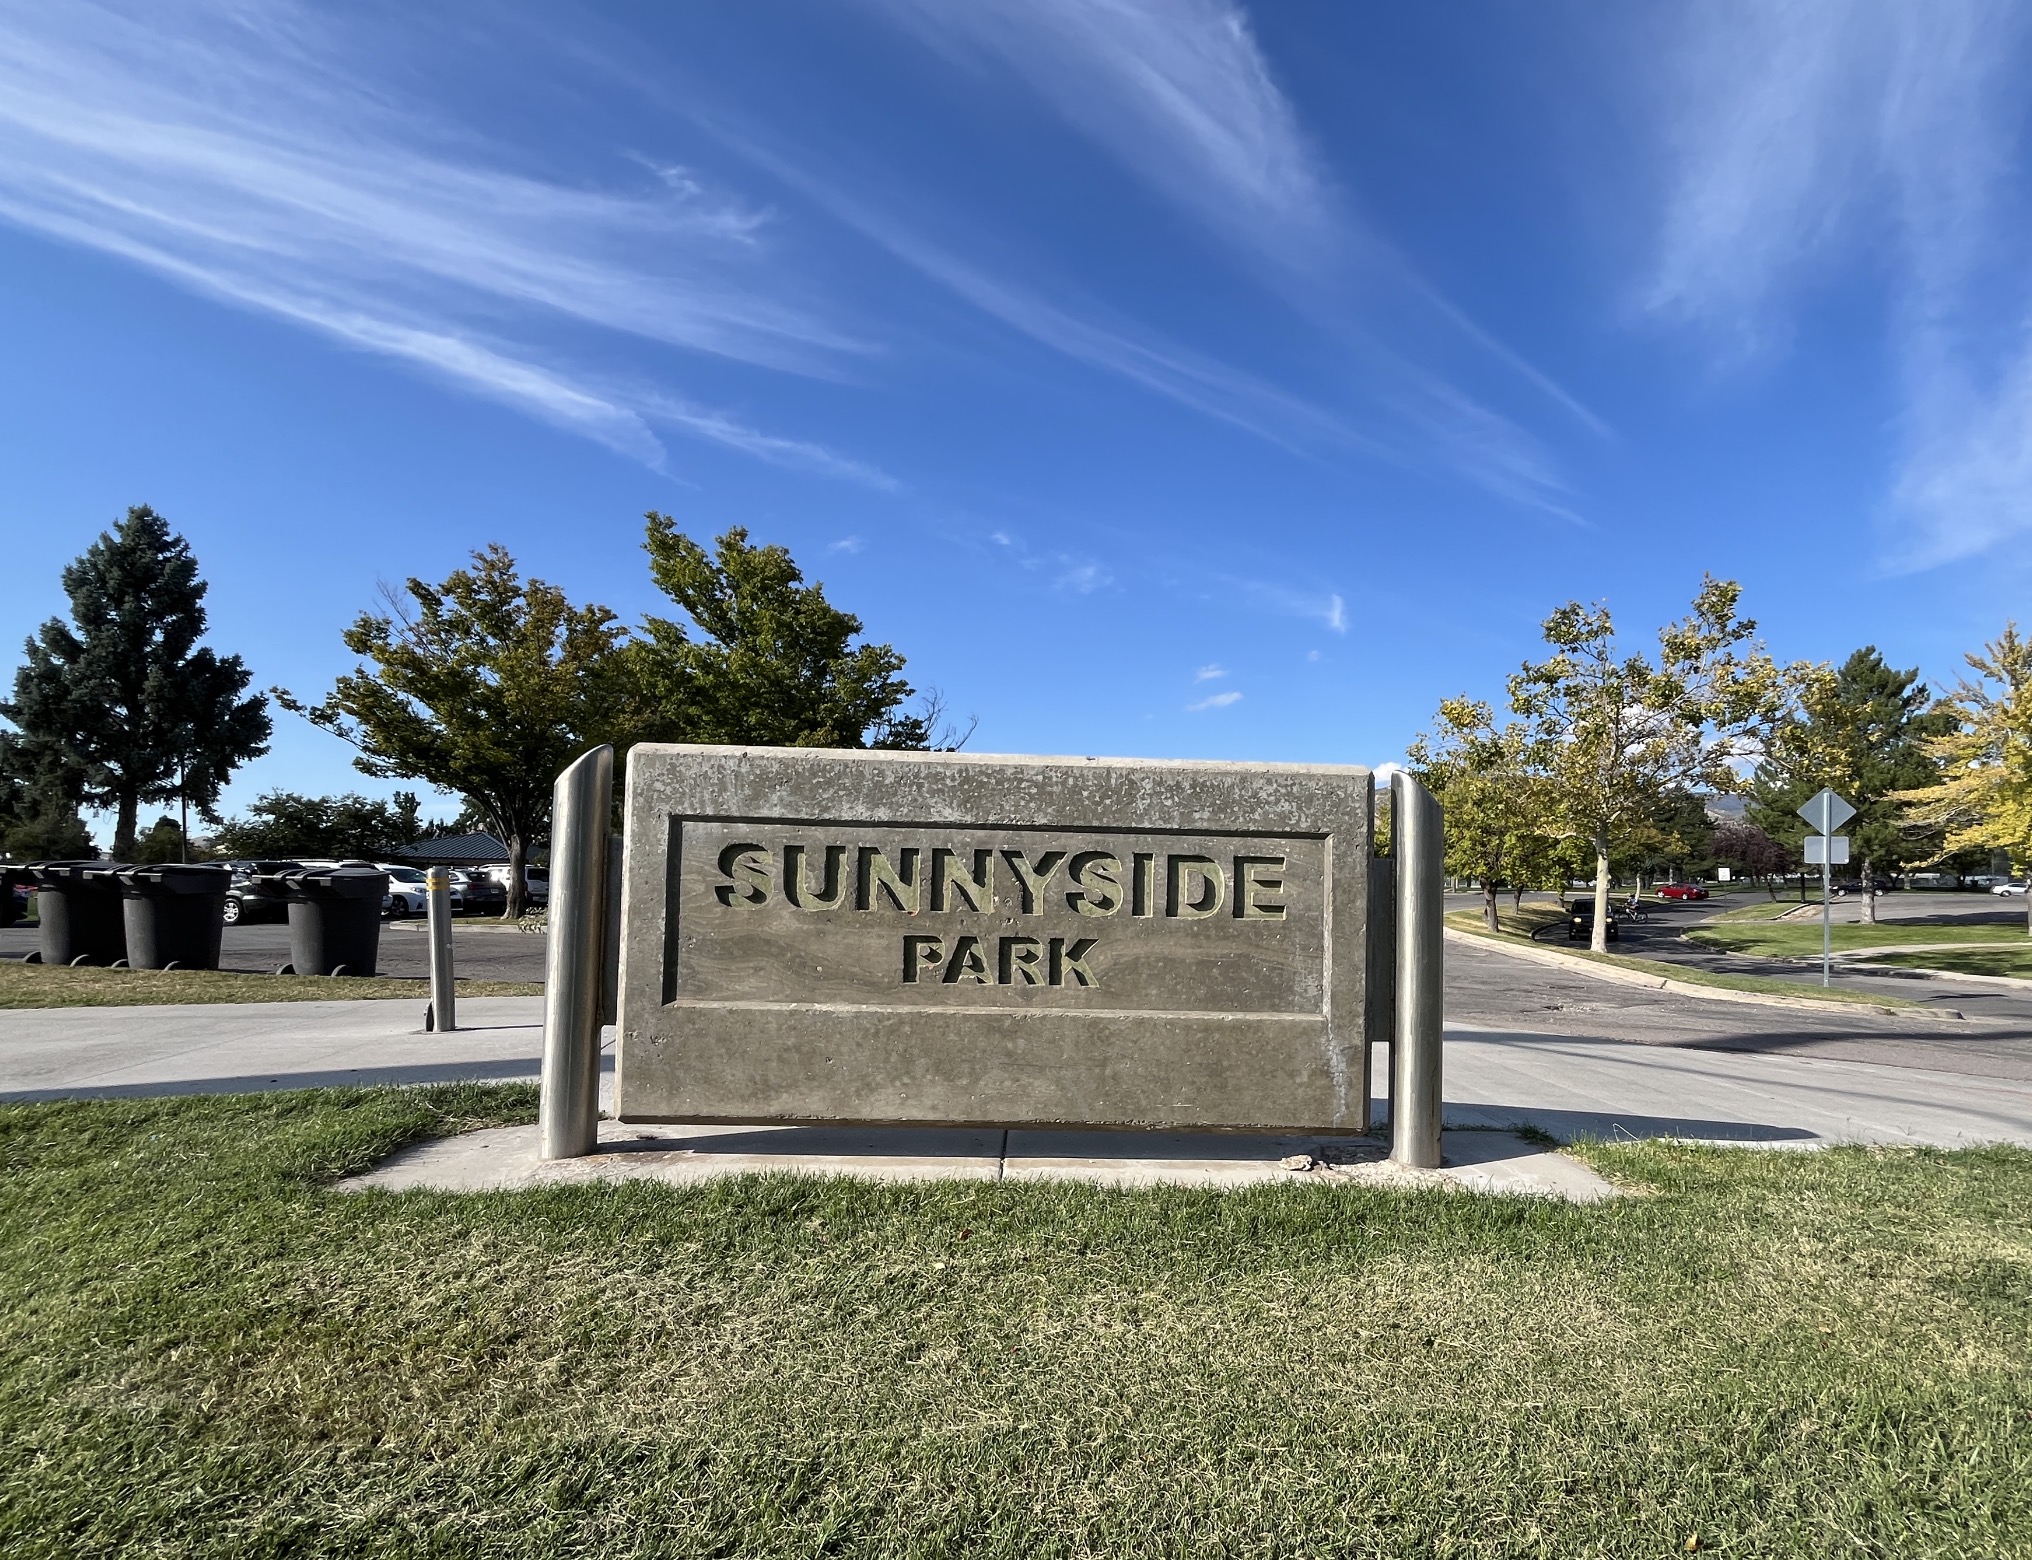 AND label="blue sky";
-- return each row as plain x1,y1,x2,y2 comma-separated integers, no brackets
4,0,2031,828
